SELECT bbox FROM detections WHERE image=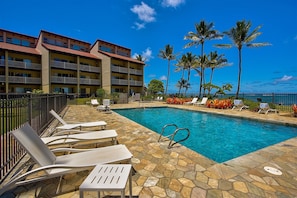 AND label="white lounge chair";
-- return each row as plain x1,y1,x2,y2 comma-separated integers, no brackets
232,99,249,111
184,97,198,105
41,129,118,147
97,99,111,111
90,99,99,106
194,97,208,106
0,123,132,196
258,103,278,114
50,109,106,131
